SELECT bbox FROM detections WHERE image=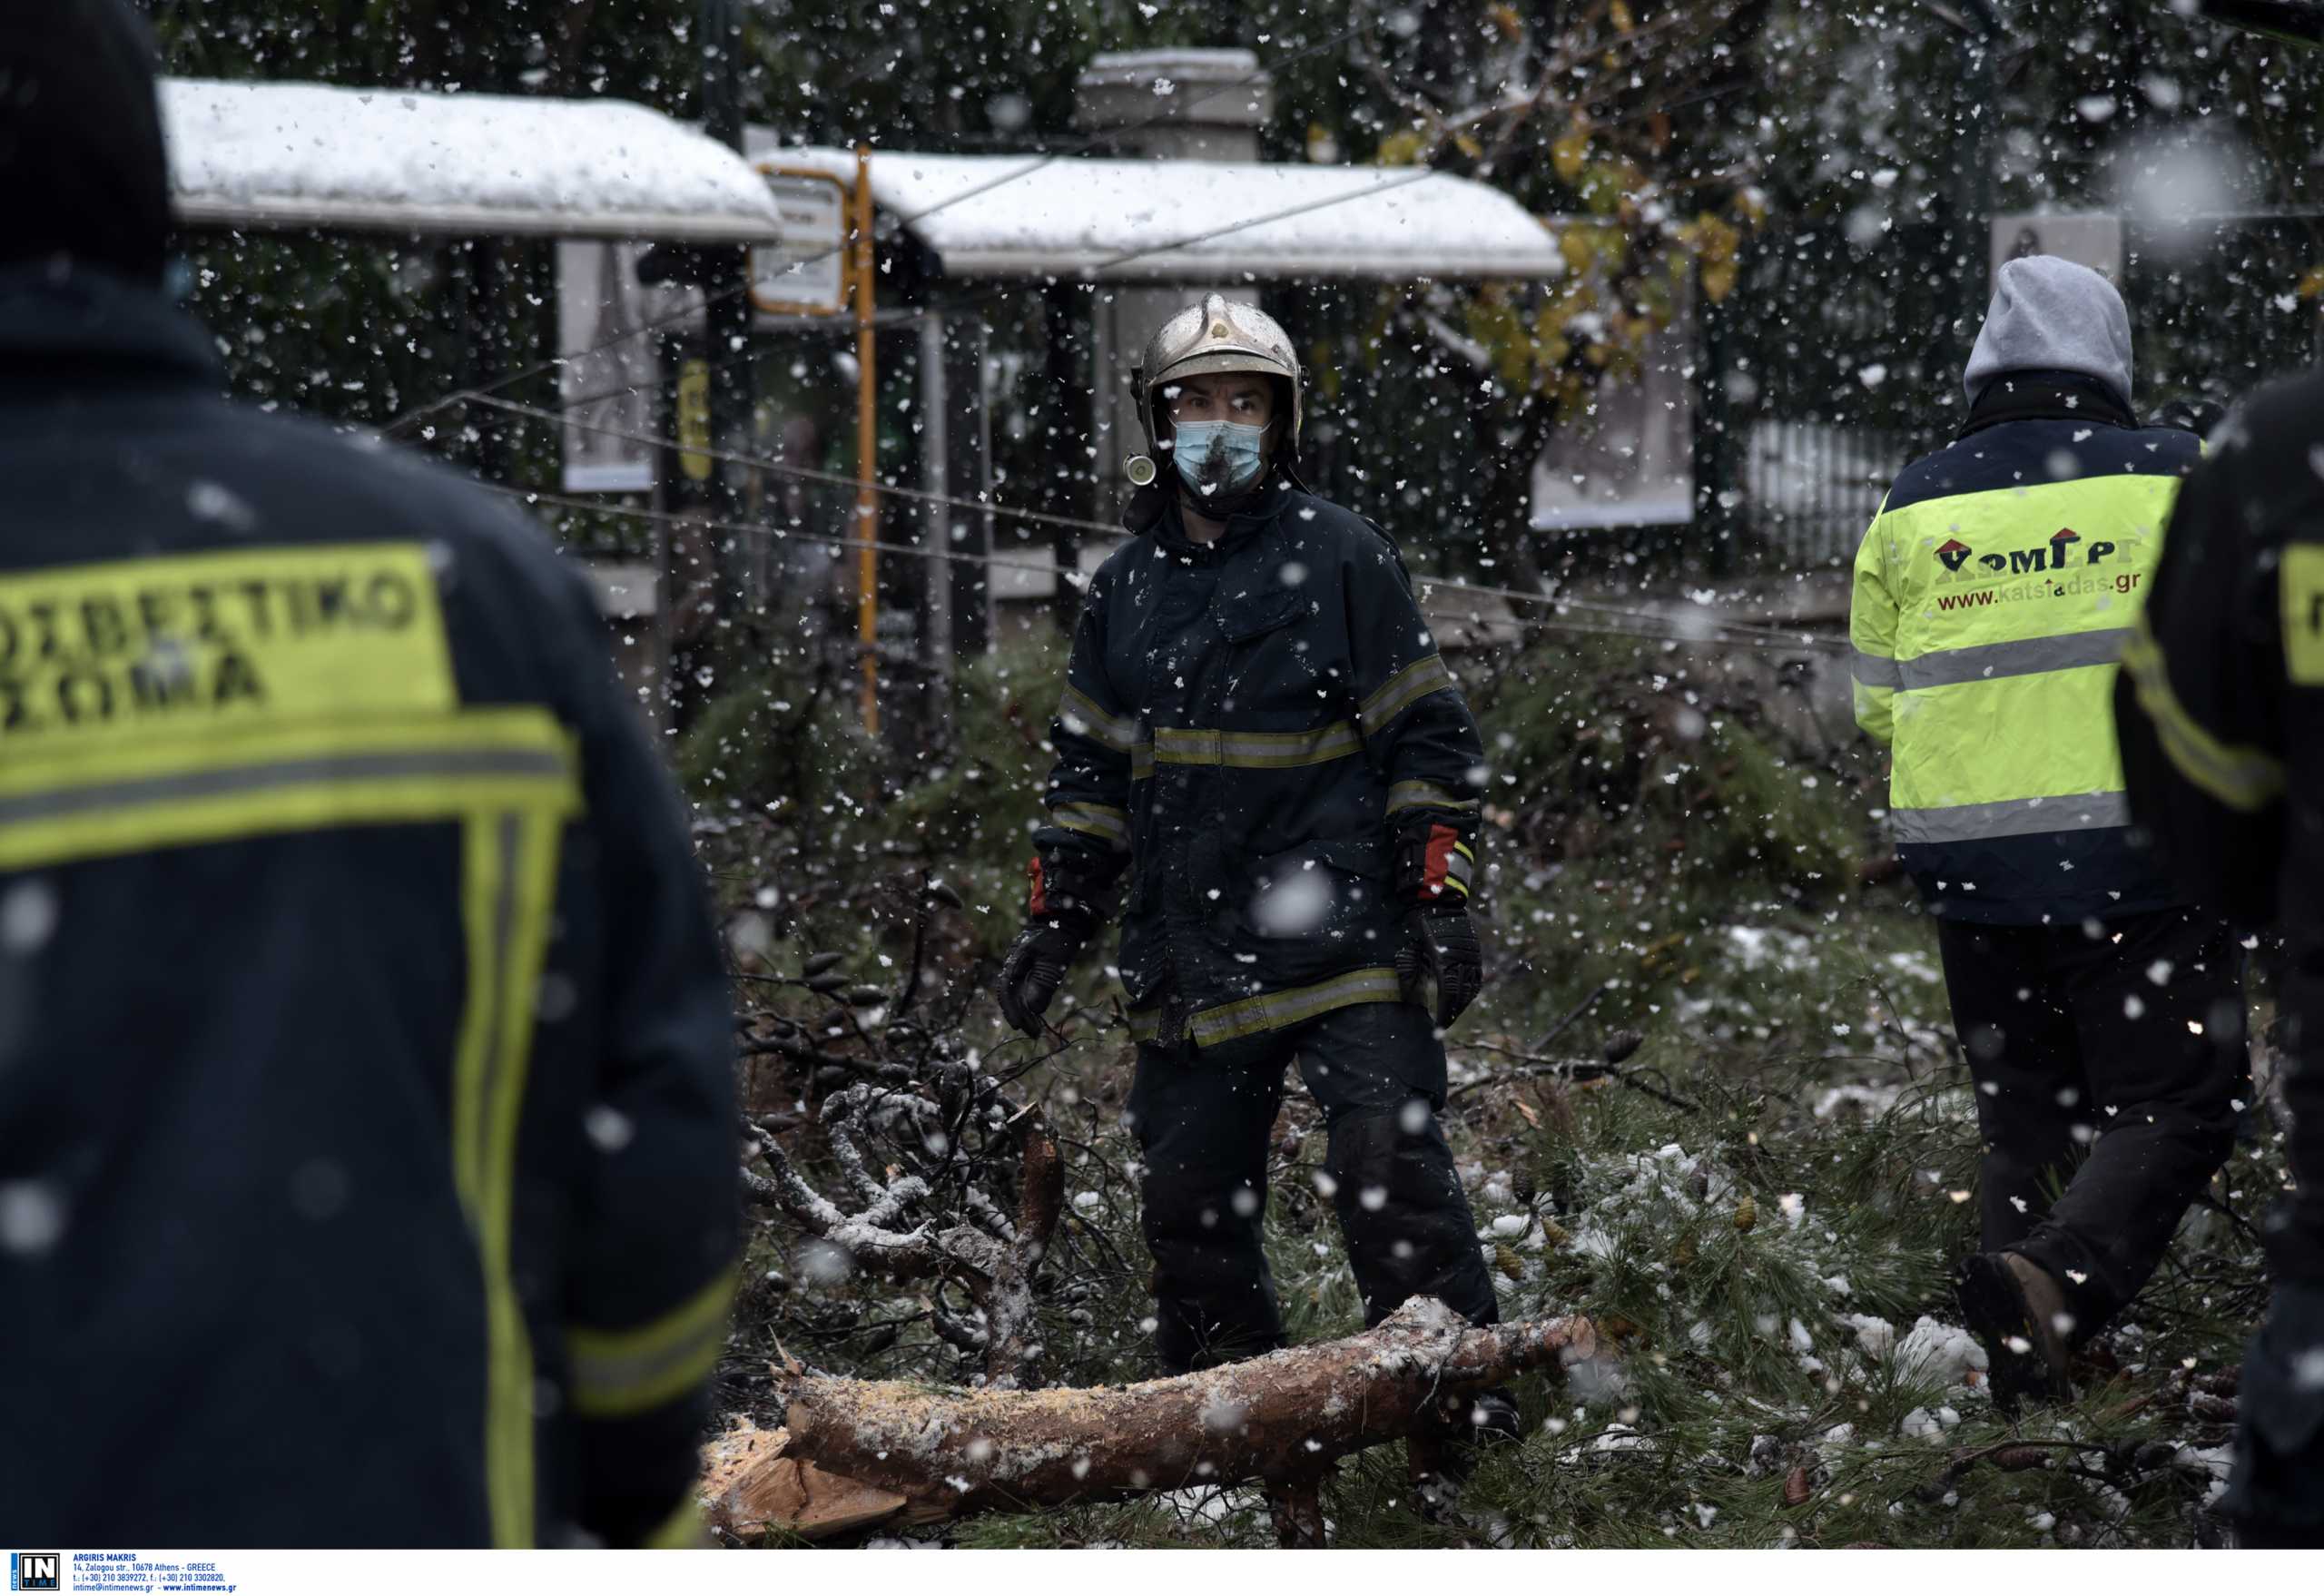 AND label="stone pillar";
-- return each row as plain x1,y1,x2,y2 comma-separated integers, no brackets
1073,48,1271,162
